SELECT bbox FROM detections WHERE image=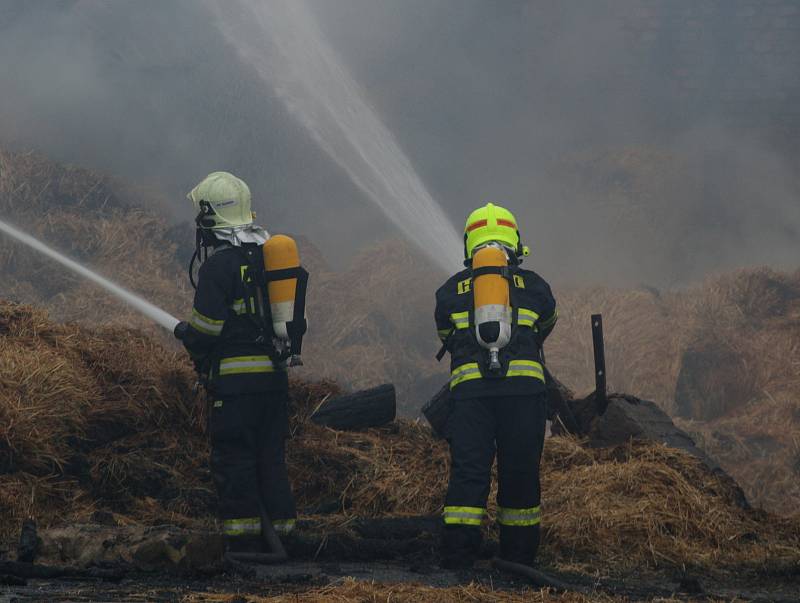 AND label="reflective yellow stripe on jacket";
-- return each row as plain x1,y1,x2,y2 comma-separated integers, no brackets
450,311,469,330
450,362,482,387
517,308,540,327
506,359,545,381
450,359,544,388
229,297,257,315
453,307,541,329
191,308,224,336
219,355,277,376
